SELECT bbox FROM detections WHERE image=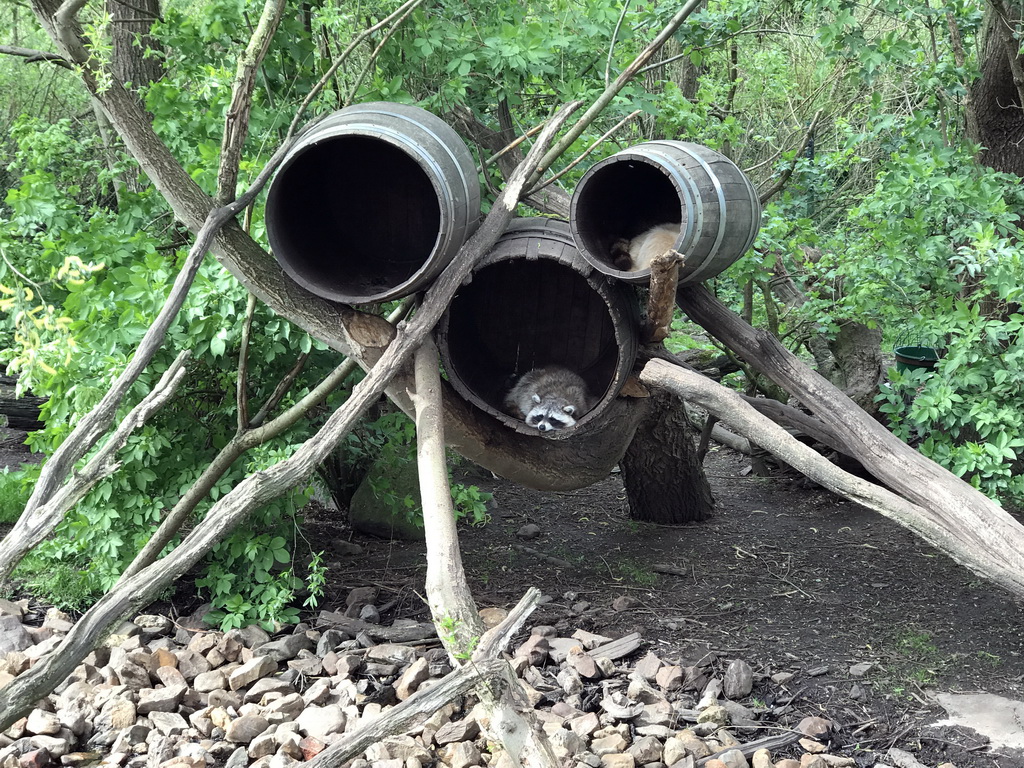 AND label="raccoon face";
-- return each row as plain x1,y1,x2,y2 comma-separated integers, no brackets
524,397,577,432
